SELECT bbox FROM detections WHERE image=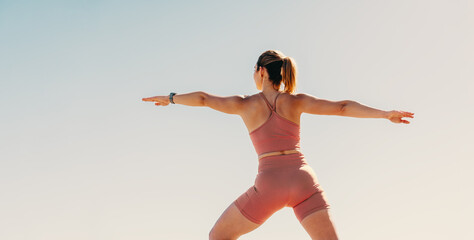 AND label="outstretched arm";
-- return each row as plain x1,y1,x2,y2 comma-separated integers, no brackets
341,100,414,124
142,91,246,115
340,100,388,118
142,91,207,107
296,93,414,124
